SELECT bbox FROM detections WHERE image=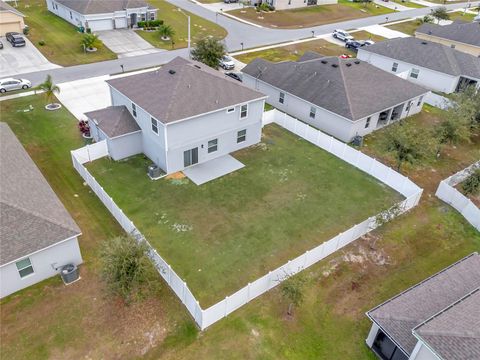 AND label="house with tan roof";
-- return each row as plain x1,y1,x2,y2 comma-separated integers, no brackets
0,123,82,298
366,252,480,360
86,57,266,183
47,0,157,31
